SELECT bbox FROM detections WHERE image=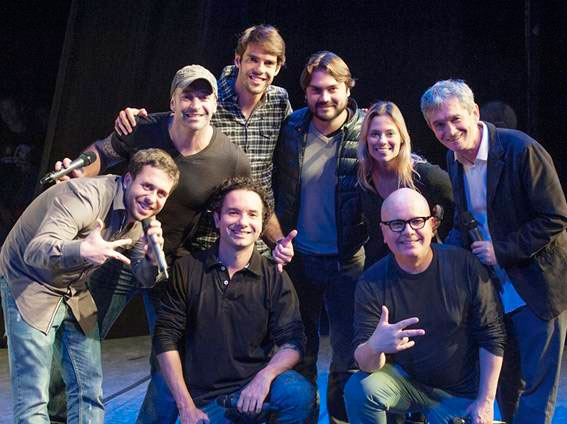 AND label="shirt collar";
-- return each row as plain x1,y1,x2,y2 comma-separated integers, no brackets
114,176,128,212
205,243,264,277
455,121,488,165
218,65,272,105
